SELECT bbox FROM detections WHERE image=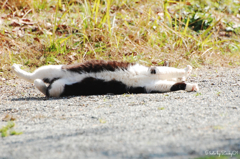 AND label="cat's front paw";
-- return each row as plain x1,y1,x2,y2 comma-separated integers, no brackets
179,65,192,82
185,65,192,77
185,83,199,92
